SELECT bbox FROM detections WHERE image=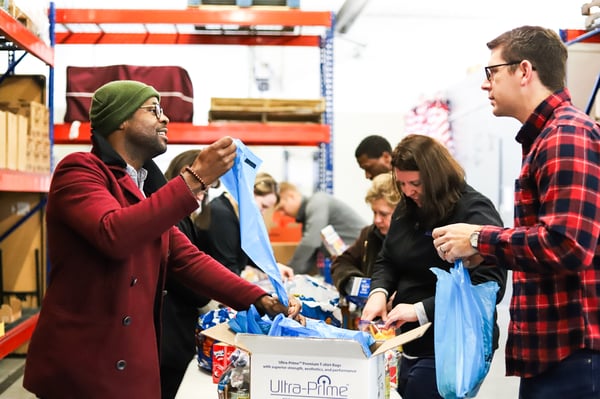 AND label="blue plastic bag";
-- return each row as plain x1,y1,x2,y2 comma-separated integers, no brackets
430,259,499,399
